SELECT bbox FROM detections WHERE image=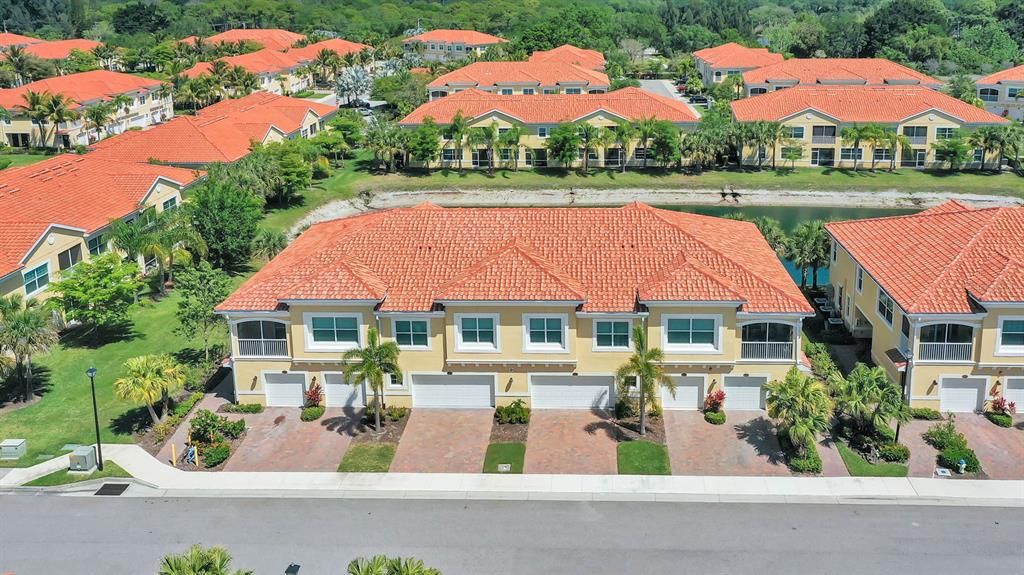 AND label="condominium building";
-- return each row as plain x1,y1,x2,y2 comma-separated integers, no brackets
427,62,610,99
527,44,606,71
402,30,506,62
180,29,306,52
742,58,942,96
692,42,782,85
976,64,1024,121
